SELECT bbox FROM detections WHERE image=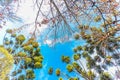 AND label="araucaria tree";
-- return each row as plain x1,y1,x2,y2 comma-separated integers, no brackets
0,0,120,80
47,0,120,80
55,23,120,80
1,29,43,80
